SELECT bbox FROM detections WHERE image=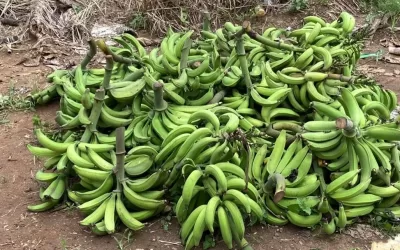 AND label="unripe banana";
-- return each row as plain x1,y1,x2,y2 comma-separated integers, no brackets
326,170,360,194
341,194,381,207
344,205,374,218
218,206,233,249
323,218,336,235
286,211,322,228
337,203,347,229
223,200,245,240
